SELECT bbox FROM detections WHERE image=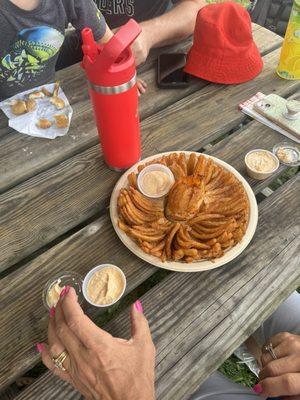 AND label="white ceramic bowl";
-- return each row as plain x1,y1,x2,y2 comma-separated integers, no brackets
82,264,126,308
245,149,279,180
137,163,175,198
